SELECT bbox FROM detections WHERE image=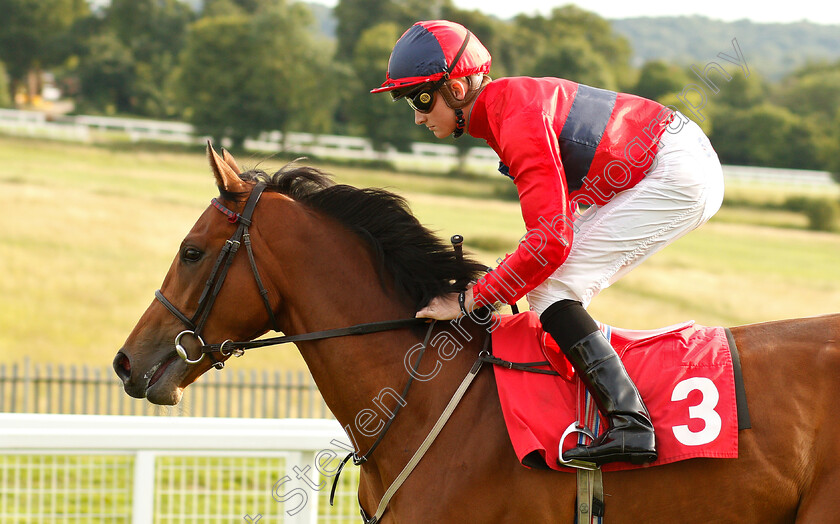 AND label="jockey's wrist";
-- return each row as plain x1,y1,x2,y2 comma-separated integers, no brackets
469,282,488,310
459,288,477,316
